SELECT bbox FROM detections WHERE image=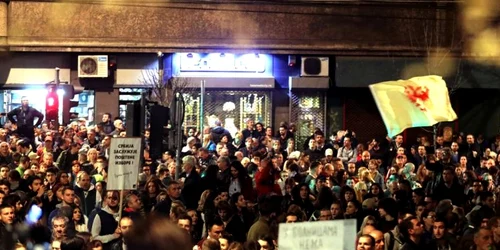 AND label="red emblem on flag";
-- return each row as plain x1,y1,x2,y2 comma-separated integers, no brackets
404,84,429,111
